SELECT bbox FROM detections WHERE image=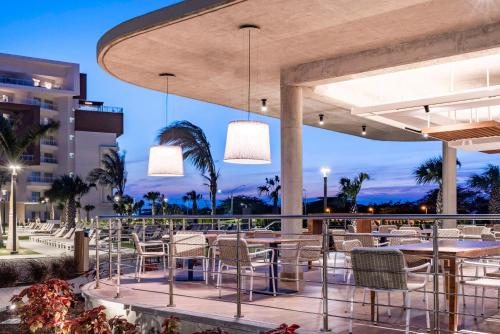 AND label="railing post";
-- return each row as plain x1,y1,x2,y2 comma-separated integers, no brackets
168,219,175,307
115,219,121,298
432,220,440,333
217,218,221,231
108,220,113,280
235,218,242,318
321,218,330,332
94,217,100,289
142,218,146,242
182,218,186,231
